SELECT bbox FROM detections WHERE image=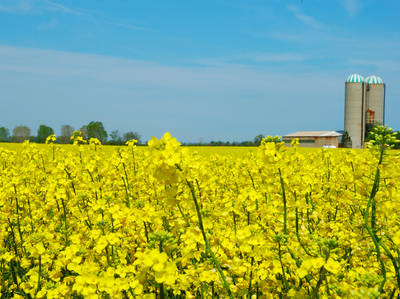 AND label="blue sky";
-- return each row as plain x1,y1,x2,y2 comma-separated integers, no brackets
0,0,399,142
